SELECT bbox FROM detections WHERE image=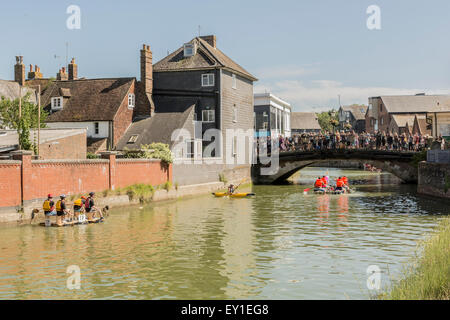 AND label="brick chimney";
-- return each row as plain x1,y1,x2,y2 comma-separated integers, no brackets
14,56,25,85
134,44,155,118
68,58,78,80
57,67,68,81
140,45,153,95
28,64,43,80
200,35,216,48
